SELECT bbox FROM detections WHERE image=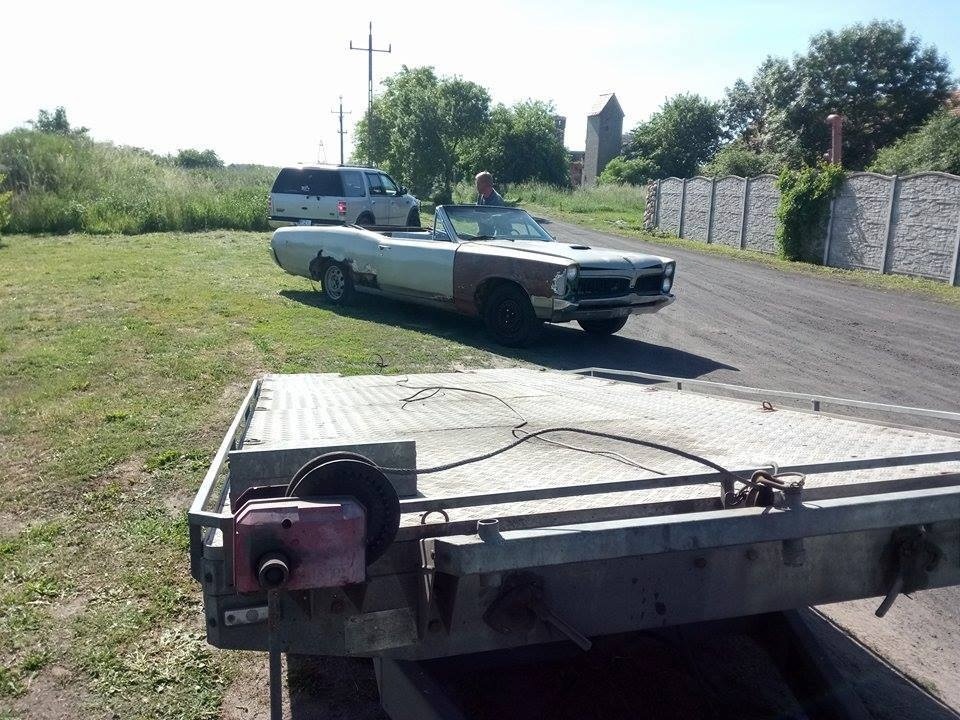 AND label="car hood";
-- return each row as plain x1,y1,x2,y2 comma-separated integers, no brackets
479,239,667,272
